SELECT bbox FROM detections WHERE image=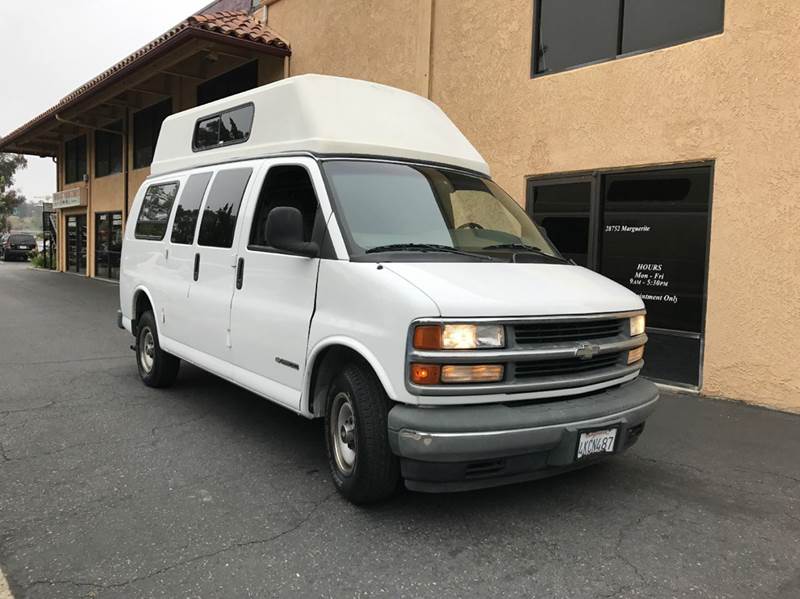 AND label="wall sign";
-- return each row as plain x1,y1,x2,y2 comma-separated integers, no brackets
53,187,87,210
